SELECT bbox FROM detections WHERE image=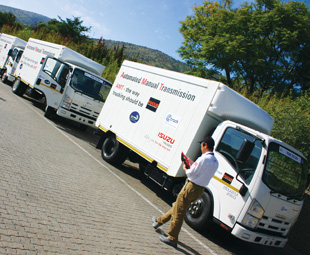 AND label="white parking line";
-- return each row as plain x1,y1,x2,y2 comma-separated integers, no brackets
18,95,218,255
